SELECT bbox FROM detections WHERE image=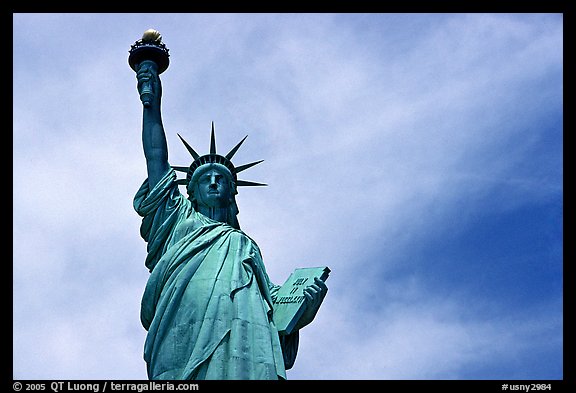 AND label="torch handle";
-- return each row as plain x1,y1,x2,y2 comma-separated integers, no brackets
140,80,153,107
137,60,158,108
